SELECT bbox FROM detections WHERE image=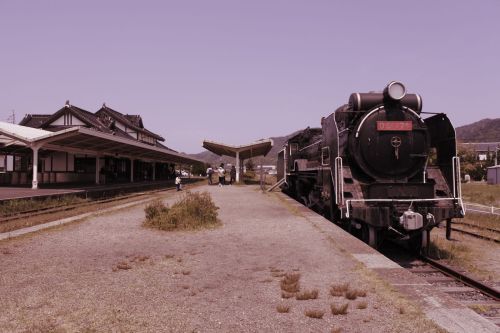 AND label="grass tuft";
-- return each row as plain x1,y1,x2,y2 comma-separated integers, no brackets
281,292,296,299
357,301,368,309
181,270,191,275
276,304,290,313
143,192,220,231
296,289,319,300
331,303,349,315
345,289,357,300
304,309,324,319
0,195,87,216
330,283,349,297
116,262,132,270
280,273,301,293
331,328,342,333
